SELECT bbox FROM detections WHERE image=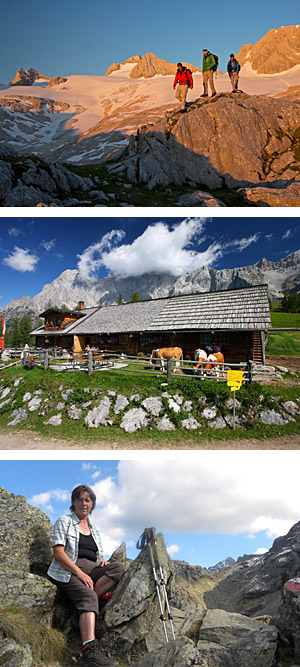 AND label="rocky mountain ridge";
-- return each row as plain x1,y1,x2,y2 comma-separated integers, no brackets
10,67,67,87
235,24,300,74
105,52,202,78
3,250,299,328
2,487,300,666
